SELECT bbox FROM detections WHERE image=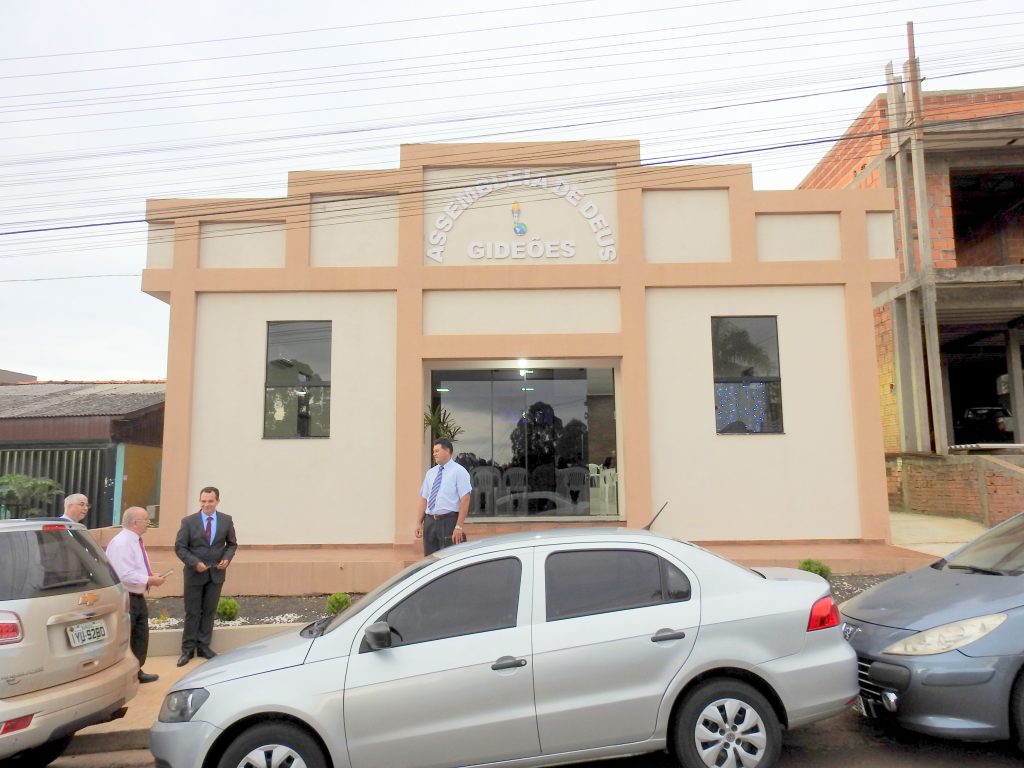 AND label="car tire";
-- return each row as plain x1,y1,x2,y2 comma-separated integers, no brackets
216,722,326,768
3,734,73,767
674,679,781,768
1012,670,1024,751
